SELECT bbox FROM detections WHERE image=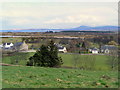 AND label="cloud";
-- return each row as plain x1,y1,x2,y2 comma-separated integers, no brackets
43,5,118,26
44,12,117,26
11,18,31,25
44,15,100,24
1,2,118,29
